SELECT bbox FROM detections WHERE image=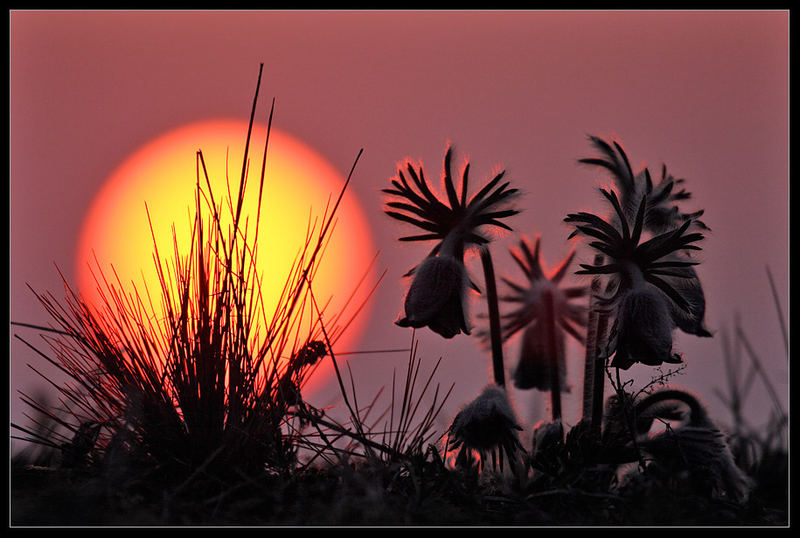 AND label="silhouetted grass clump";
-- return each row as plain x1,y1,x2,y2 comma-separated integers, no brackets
11,67,786,527
12,64,380,486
